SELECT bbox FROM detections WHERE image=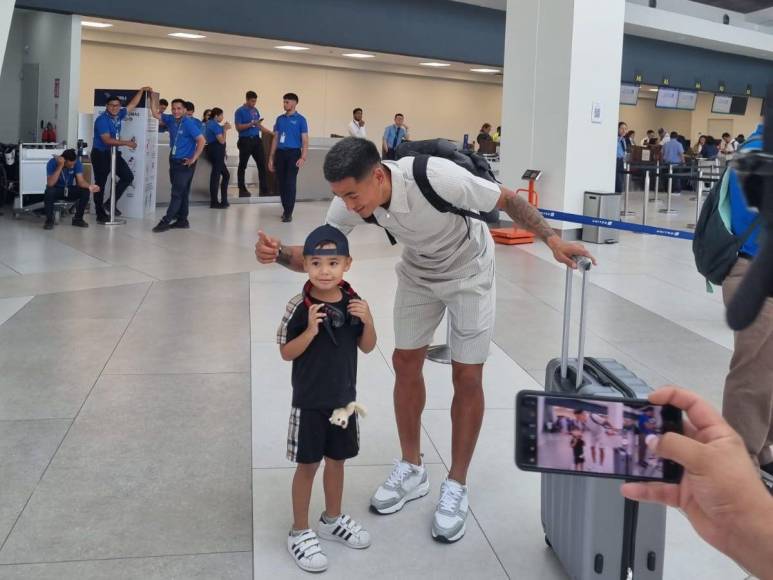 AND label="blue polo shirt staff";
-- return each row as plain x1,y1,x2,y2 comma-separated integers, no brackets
43,149,96,229
204,107,232,209
153,98,206,233
661,132,685,193
268,92,309,223
90,86,149,222
382,114,408,160
234,90,269,197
